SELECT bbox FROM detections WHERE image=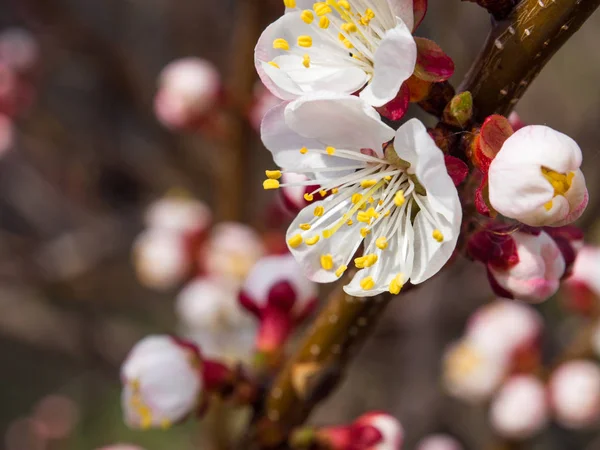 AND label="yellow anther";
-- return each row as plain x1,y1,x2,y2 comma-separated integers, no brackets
283,0,296,7
266,170,282,180
357,211,371,223
389,274,404,295
300,147,308,154
335,265,348,277
347,219,354,226
298,36,313,48
544,200,554,211
323,229,333,239
263,179,280,190
338,33,346,41
360,8,375,25
319,16,330,28
360,276,375,290
376,237,388,250
352,193,363,204
326,146,336,155
341,23,357,33
384,176,392,181
366,207,379,219
314,2,332,15
273,38,290,50
288,234,303,248
303,54,311,68
268,61,280,69
378,200,384,206
343,39,354,49
384,210,391,217
337,0,351,10
320,254,334,271
368,196,374,204
304,193,314,201
355,254,377,269
361,227,370,238
314,205,325,217
394,190,406,207
541,167,574,196
360,179,377,188
319,189,328,197
300,223,311,231
301,10,314,23
332,188,339,194
306,235,320,246
432,229,445,243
